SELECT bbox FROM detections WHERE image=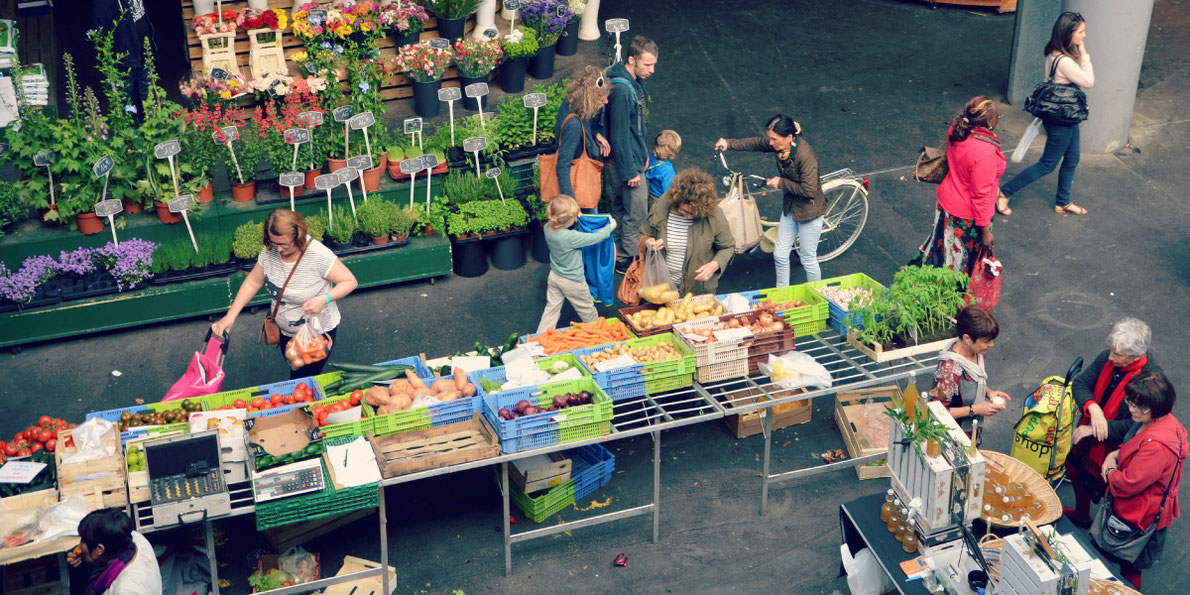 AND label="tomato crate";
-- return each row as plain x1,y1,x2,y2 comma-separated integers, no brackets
497,474,576,523
200,376,324,415
306,394,372,438
806,273,887,334
672,315,752,366
758,284,830,337
519,318,636,354
565,444,615,500
254,447,379,531
618,295,726,337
